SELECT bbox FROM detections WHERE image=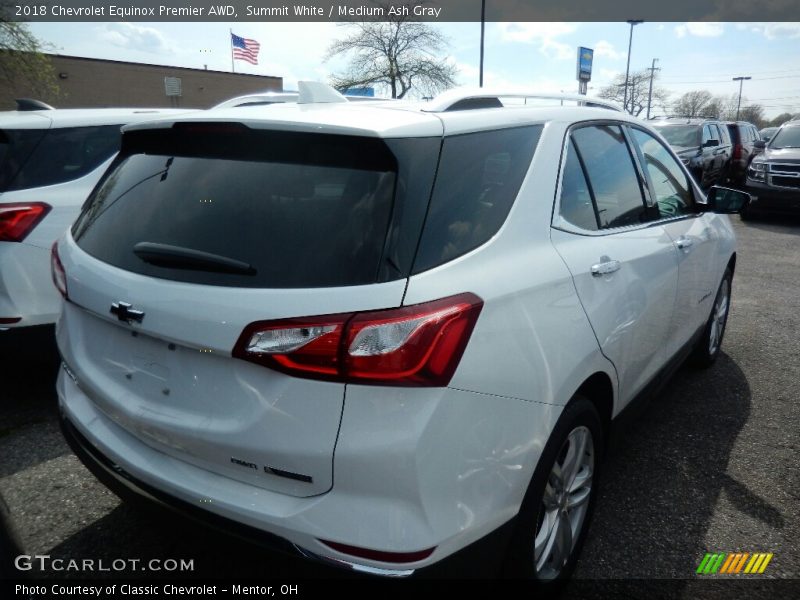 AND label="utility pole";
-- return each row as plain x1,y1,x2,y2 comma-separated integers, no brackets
646,58,660,120
479,0,486,87
733,76,751,120
623,20,643,114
